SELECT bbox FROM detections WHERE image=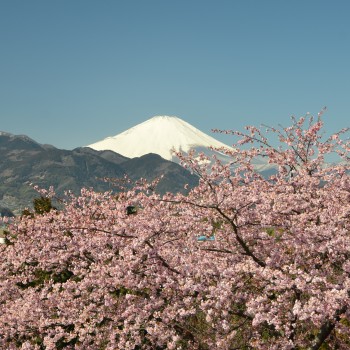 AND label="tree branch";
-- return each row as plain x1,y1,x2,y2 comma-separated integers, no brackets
308,305,347,350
